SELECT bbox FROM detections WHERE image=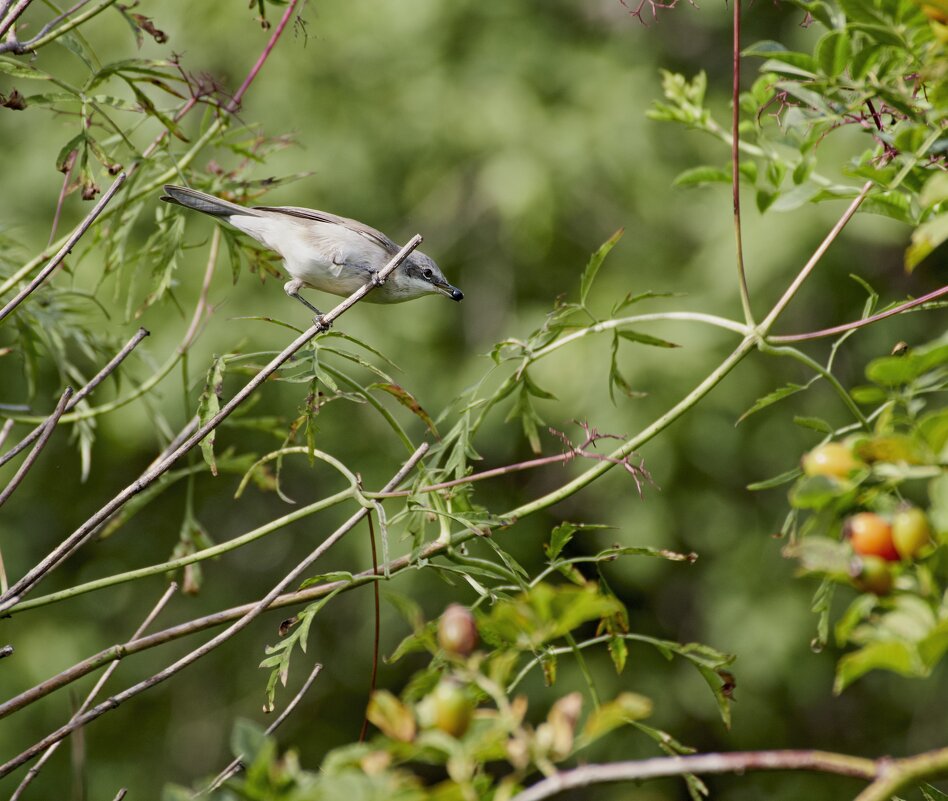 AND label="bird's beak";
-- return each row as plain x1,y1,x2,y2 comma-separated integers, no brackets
434,280,464,301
